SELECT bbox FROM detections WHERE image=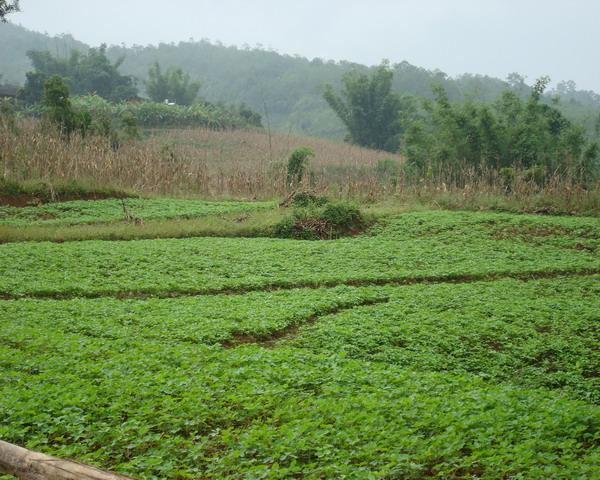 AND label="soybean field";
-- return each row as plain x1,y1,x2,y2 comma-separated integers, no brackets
0,203,599,479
